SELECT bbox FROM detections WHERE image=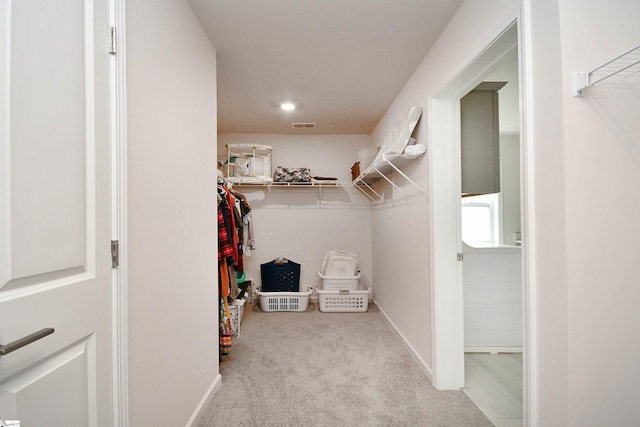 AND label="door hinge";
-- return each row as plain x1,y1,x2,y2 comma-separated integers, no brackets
111,240,119,267
109,26,117,54
457,253,464,261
